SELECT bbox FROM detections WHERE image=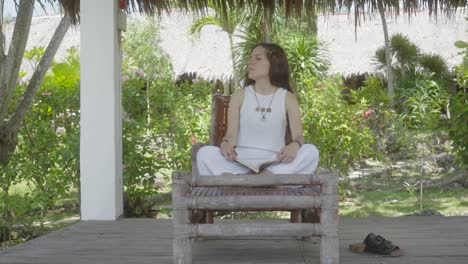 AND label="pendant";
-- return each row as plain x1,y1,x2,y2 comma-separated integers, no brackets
261,107,266,112
267,108,271,112
261,116,266,121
